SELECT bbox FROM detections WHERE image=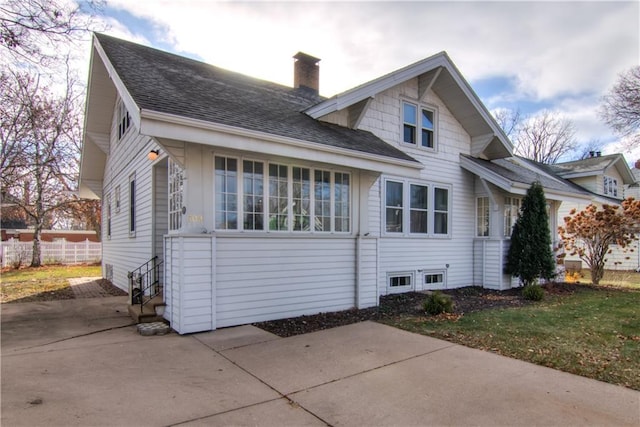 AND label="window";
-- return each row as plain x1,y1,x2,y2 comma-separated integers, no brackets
215,156,238,230
424,273,444,285
115,186,121,213
603,176,618,197
388,272,414,293
106,195,111,239
403,103,417,144
334,173,350,232
168,159,184,231
410,184,428,233
477,197,490,237
434,188,449,234
129,174,136,235
384,179,450,236
314,170,331,232
269,164,288,231
402,101,436,149
213,157,350,233
117,100,131,140
504,196,521,237
385,181,403,233
243,160,264,230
